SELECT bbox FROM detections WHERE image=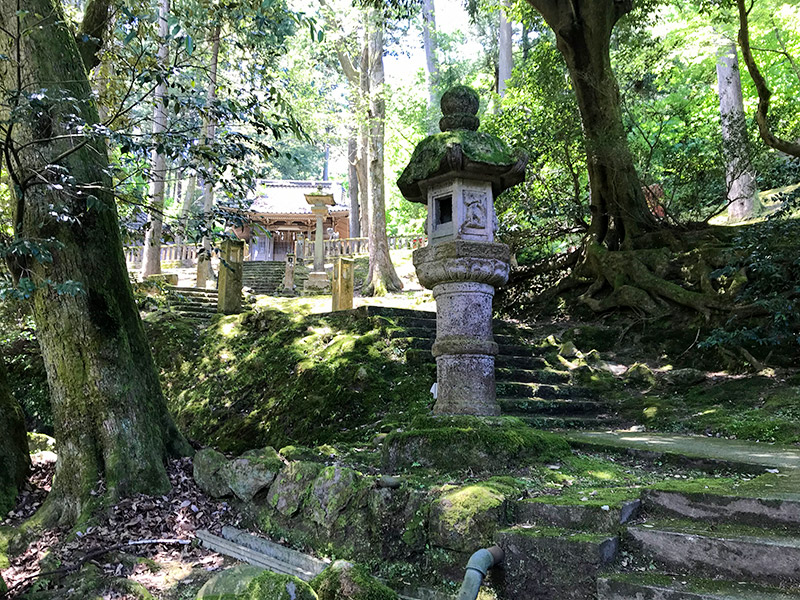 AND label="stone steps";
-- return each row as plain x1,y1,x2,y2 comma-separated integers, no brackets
598,573,800,600
167,286,218,321
626,520,800,585
498,397,605,416
496,381,595,400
